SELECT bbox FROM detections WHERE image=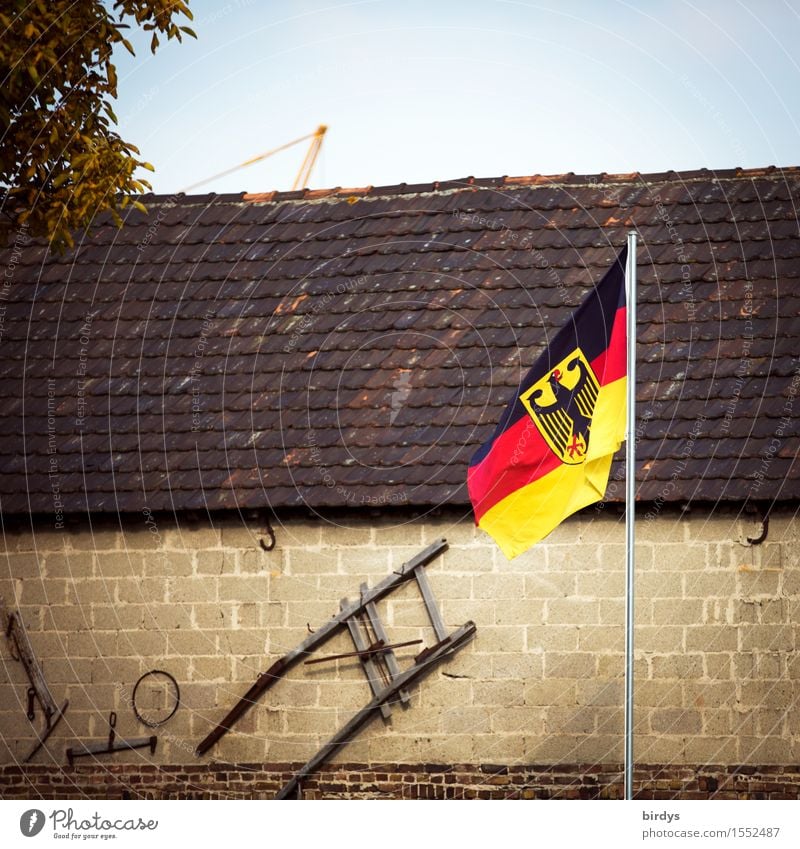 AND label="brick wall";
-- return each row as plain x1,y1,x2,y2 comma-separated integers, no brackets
1,507,798,785
1,762,799,800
